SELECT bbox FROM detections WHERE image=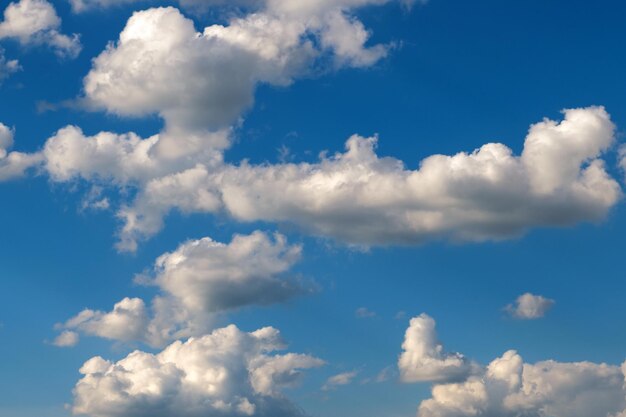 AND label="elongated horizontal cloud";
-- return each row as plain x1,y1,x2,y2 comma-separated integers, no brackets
73,324,324,417
322,371,359,391
57,231,312,347
505,292,555,319
115,106,621,250
0,0,81,58
4,107,622,250
402,315,626,417
398,314,474,383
